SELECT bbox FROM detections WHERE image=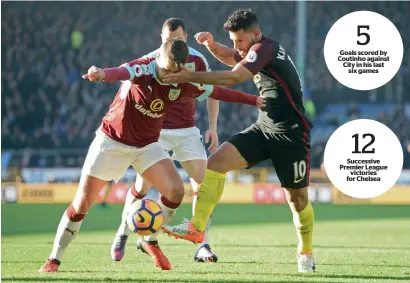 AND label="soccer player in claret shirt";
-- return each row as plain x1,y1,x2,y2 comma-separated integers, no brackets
111,18,221,268
161,9,315,272
39,38,265,273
